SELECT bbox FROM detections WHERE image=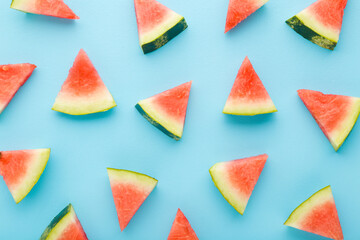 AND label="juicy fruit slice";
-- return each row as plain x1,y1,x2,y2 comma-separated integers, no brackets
0,149,50,203
107,168,158,231
0,63,36,114
225,0,269,33
298,89,360,151
209,154,267,214
286,0,348,50
134,0,188,54
168,209,198,240
11,0,79,19
40,204,88,240
223,57,277,116
136,81,192,140
52,49,116,115
284,186,343,240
